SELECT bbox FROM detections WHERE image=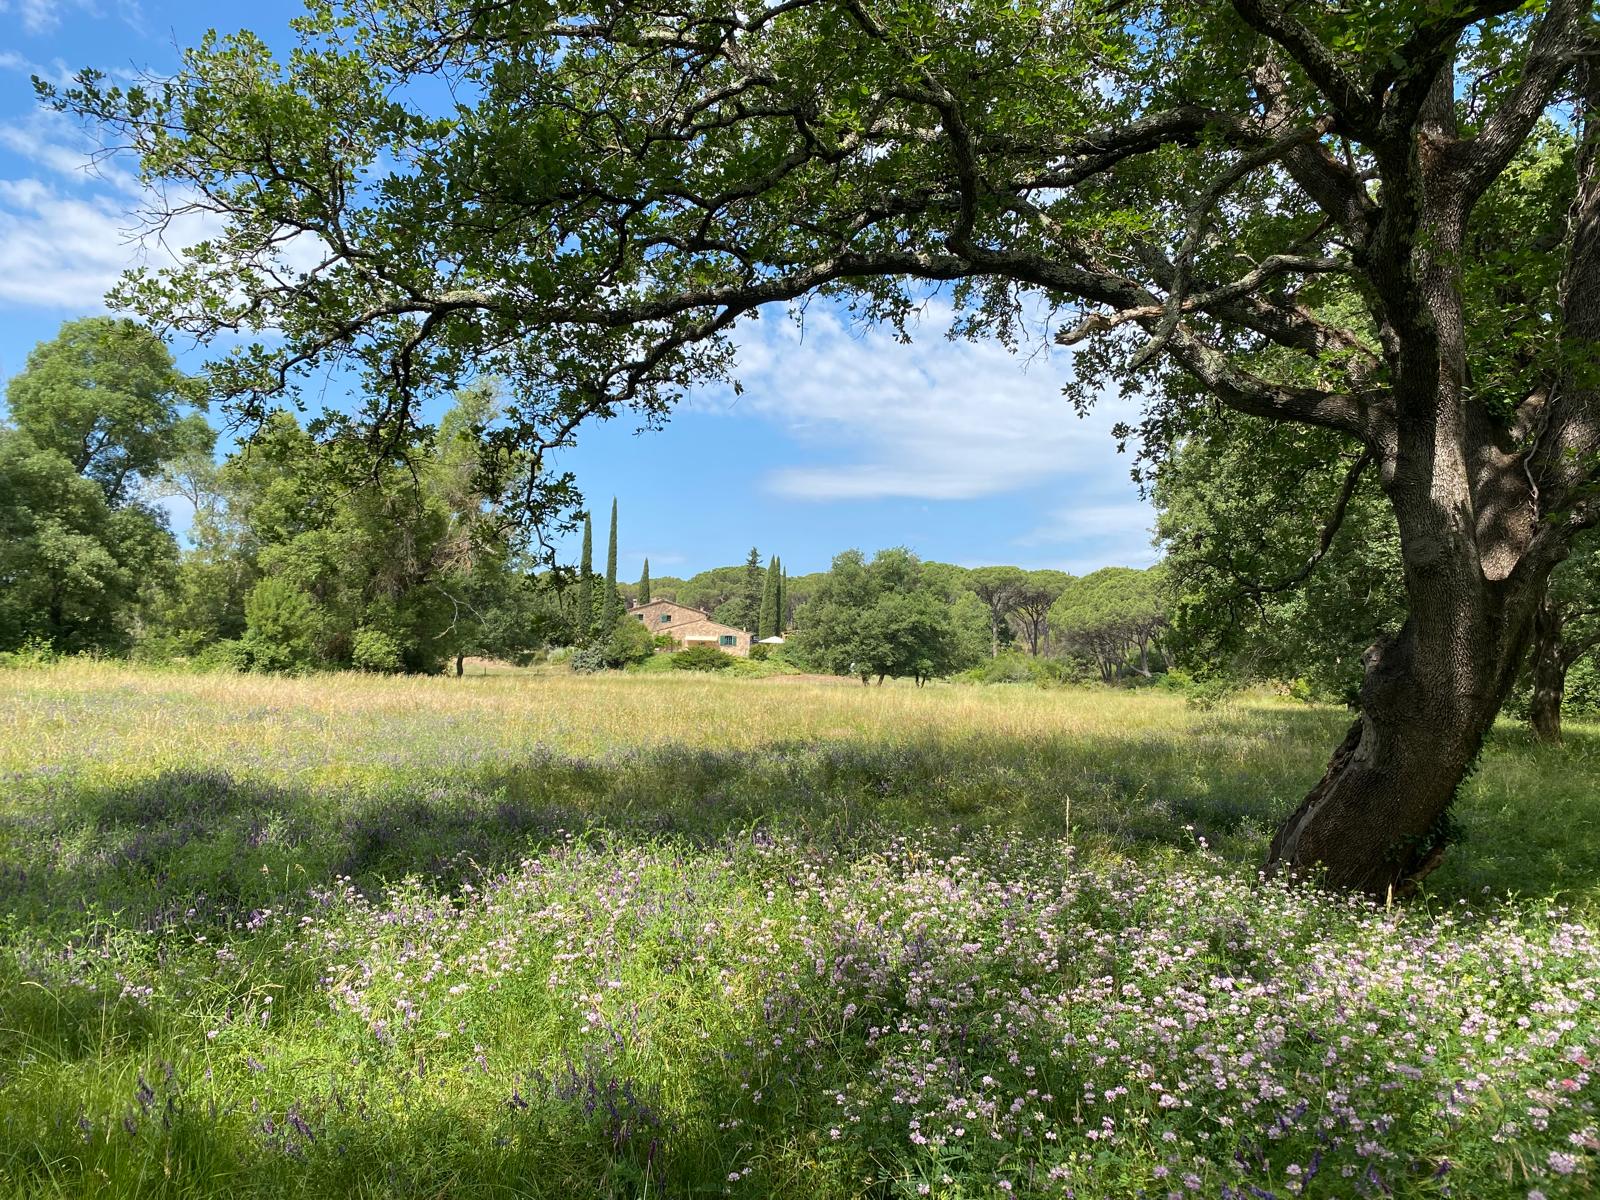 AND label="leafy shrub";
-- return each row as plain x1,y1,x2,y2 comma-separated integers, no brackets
1155,668,1194,692
0,637,58,669
351,627,404,673
239,577,320,673
1567,654,1600,714
568,645,609,674
191,639,249,673
749,642,771,661
604,614,655,667
671,645,735,672
1184,676,1240,710
651,633,678,651
131,629,213,666
960,651,1072,687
